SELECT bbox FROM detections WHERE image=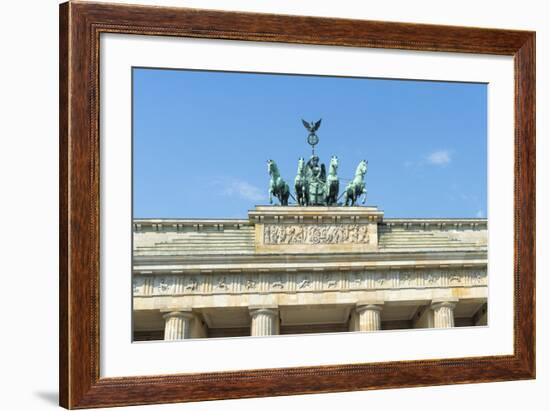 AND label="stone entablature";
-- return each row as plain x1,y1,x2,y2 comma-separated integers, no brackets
133,219,249,232
133,207,488,340
133,267,487,298
132,207,487,258
382,219,487,230
132,217,487,233
248,206,384,224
